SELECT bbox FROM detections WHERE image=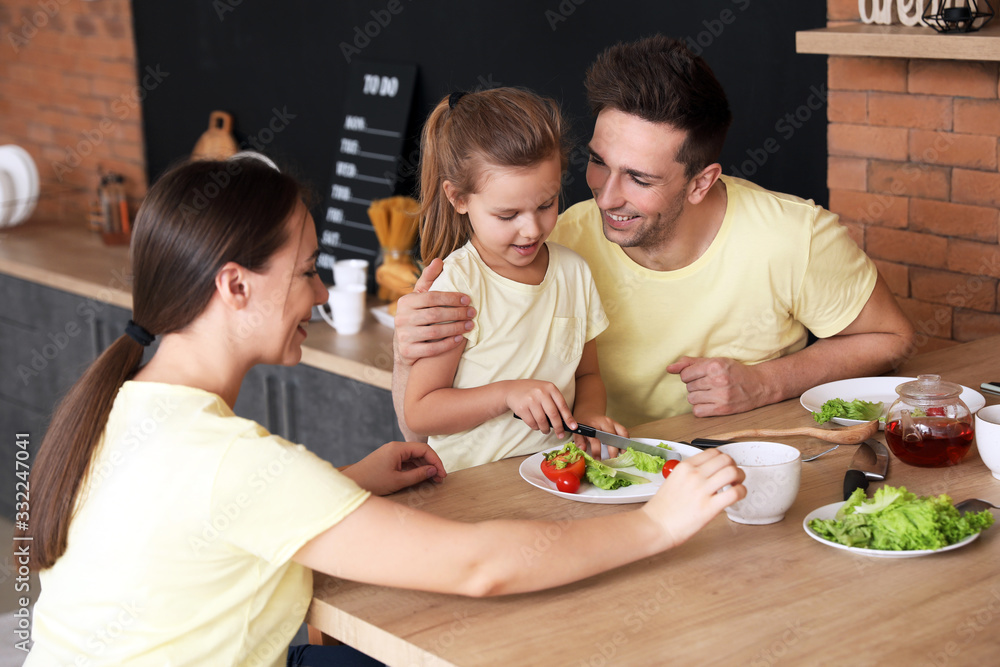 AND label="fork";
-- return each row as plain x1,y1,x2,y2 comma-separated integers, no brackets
954,498,1000,515
802,444,839,462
